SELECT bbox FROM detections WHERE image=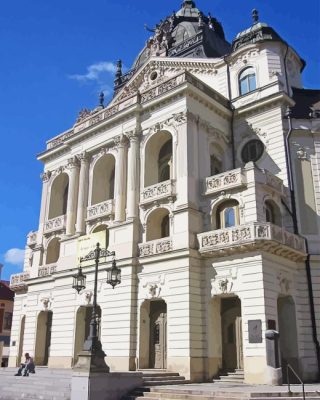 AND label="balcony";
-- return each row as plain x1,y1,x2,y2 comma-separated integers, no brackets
87,199,115,221
10,272,30,290
27,231,38,247
198,222,306,261
140,180,176,206
204,169,246,196
139,238,173,257
44,215,67,234
38,264,57,278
